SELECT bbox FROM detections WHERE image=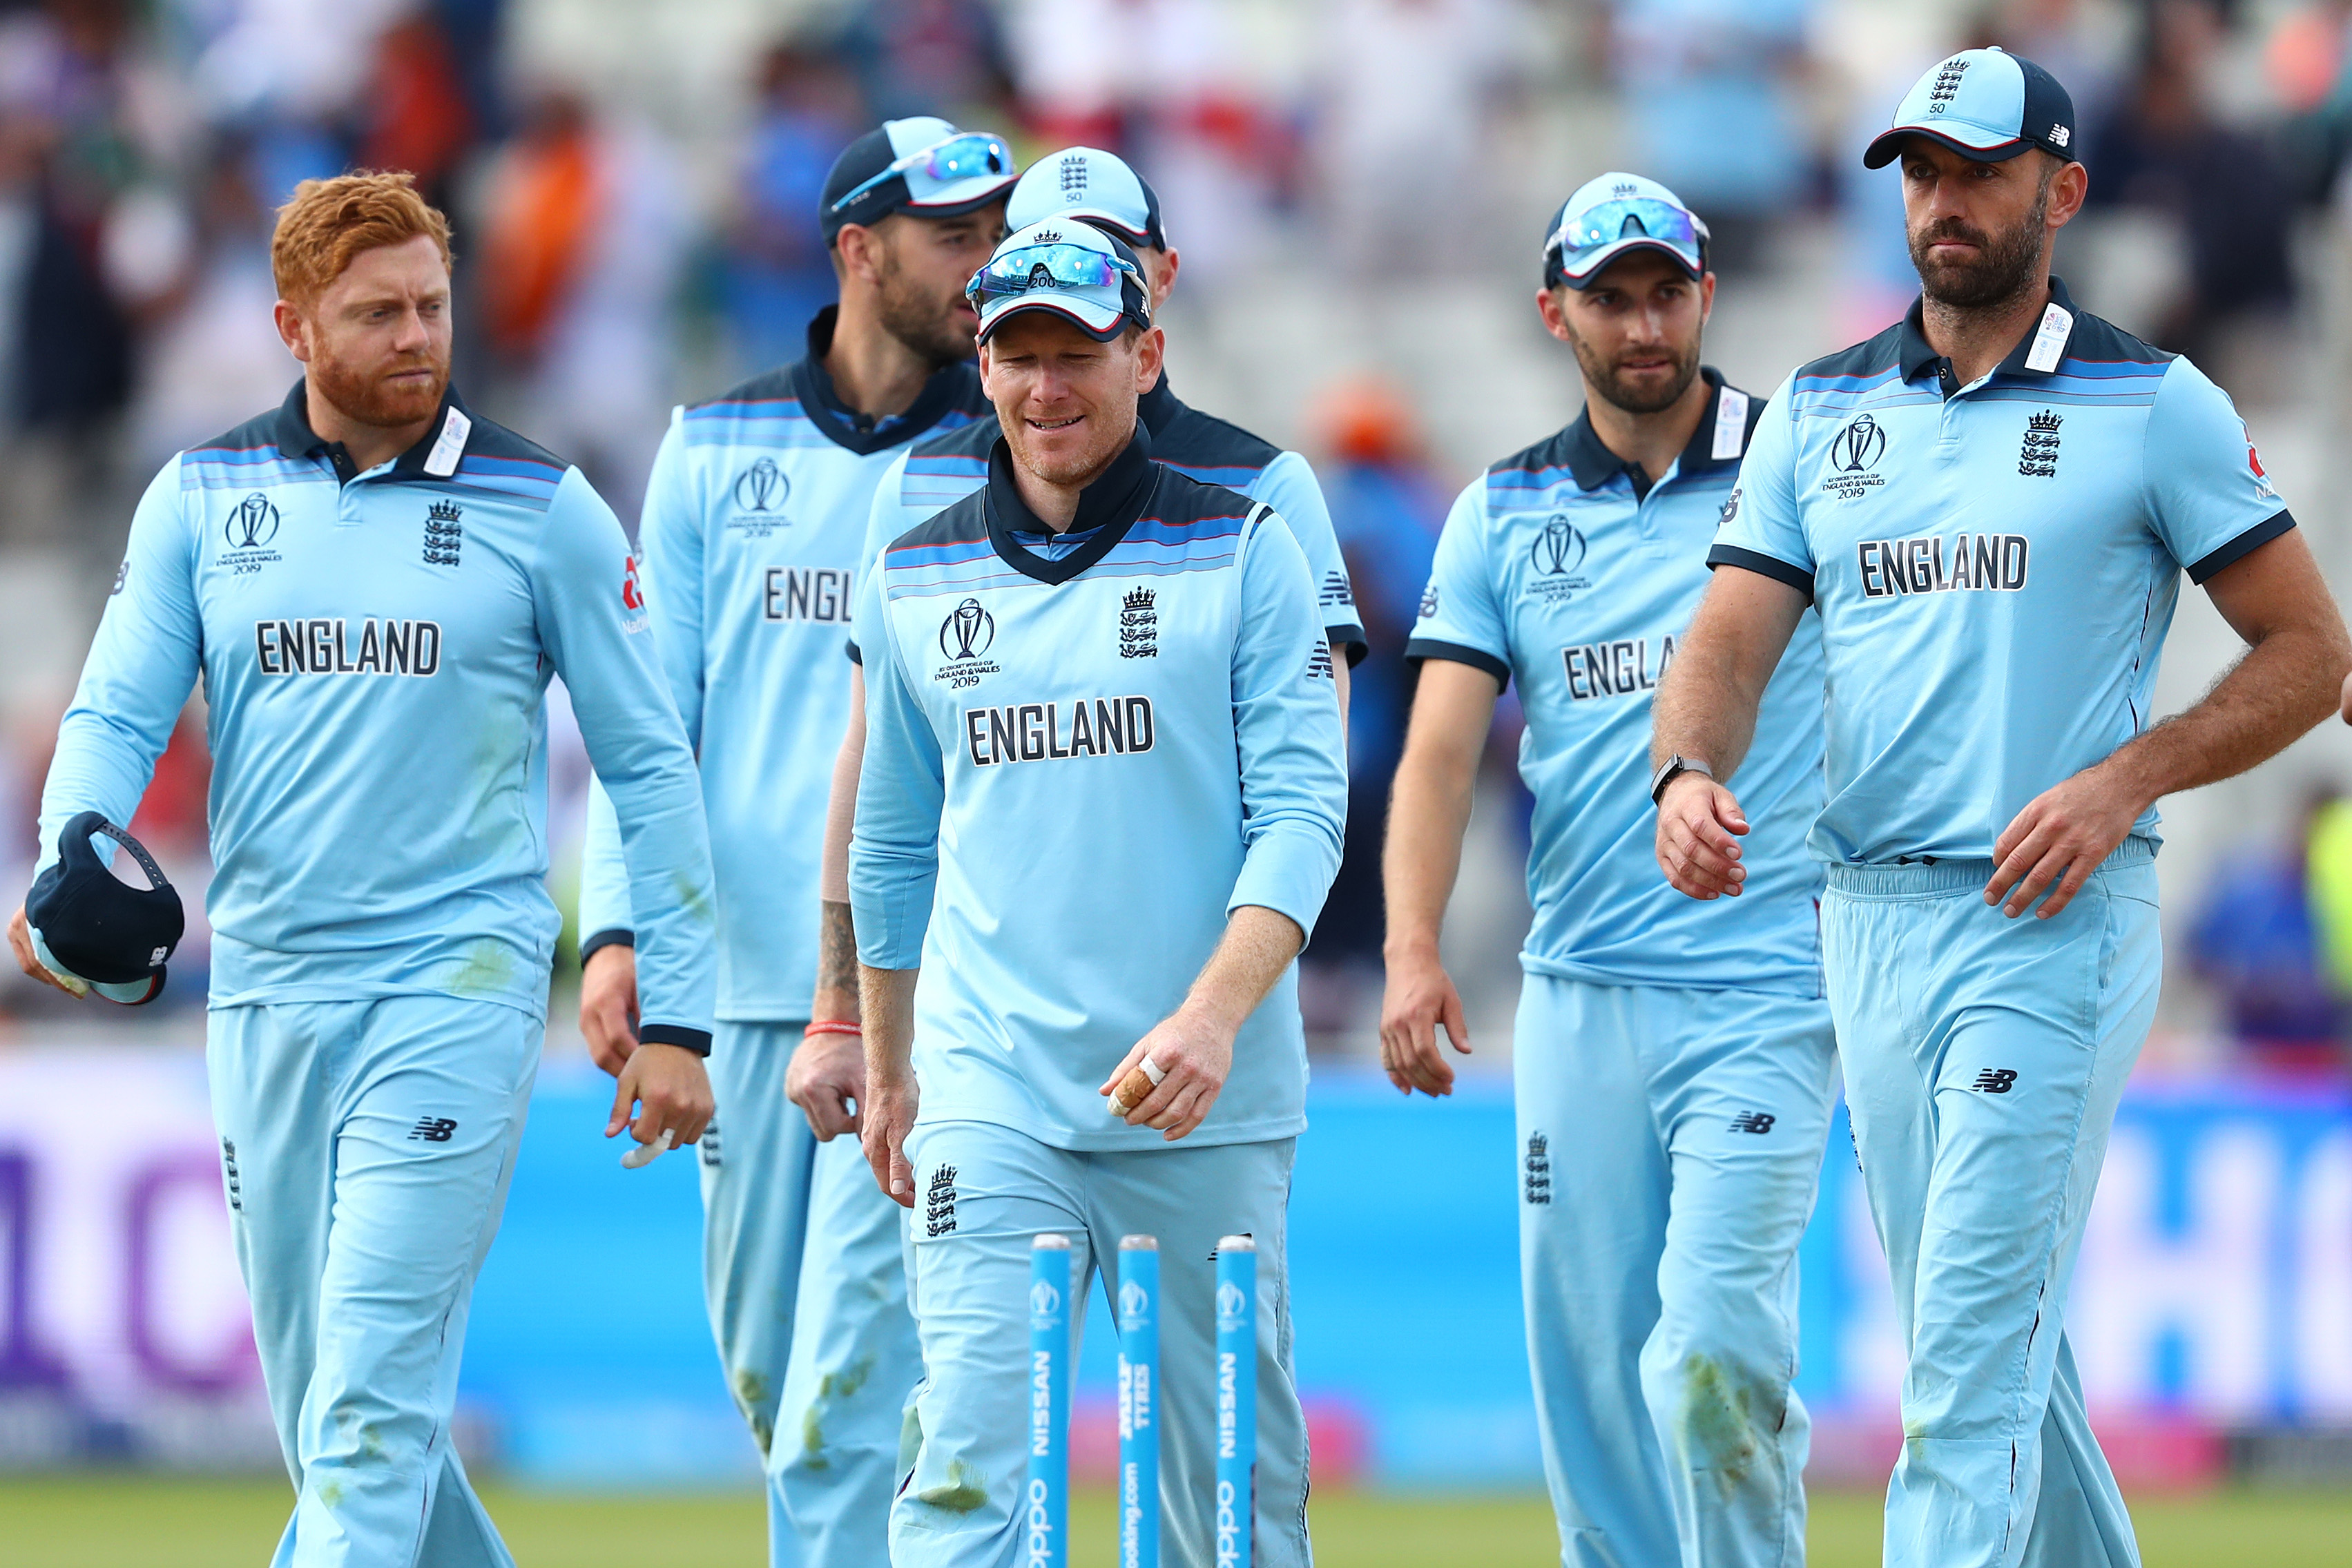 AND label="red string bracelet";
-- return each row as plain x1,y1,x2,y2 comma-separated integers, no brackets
804,1020,862,1038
